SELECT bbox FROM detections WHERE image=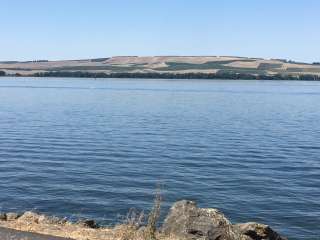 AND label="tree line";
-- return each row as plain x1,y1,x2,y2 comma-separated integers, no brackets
31,71,320,81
